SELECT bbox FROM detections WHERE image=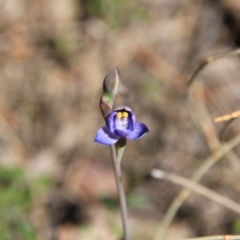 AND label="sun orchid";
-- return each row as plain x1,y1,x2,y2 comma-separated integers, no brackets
95,106,149,145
